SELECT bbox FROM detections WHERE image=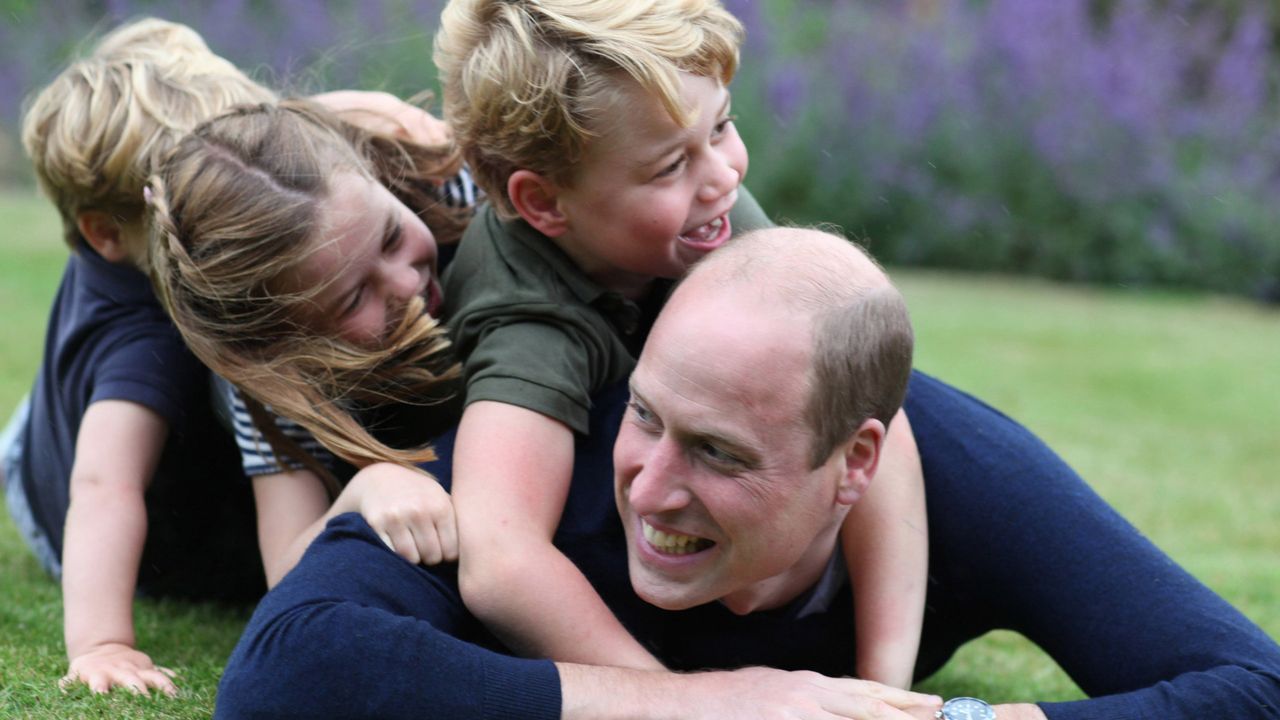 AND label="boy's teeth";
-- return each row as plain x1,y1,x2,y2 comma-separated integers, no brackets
680,217,723,243
642,520,712,555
